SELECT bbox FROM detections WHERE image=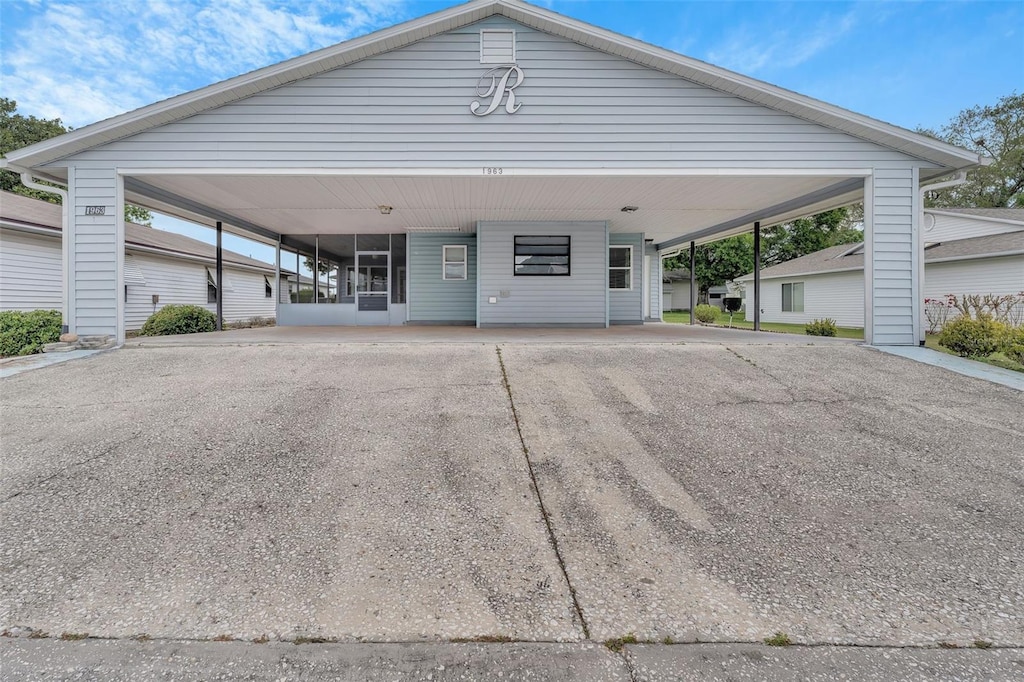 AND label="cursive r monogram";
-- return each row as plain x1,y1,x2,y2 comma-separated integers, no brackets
470,65,525,117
